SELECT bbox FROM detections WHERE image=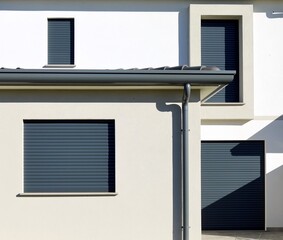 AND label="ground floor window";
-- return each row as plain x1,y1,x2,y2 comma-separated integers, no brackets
24,120,115,193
